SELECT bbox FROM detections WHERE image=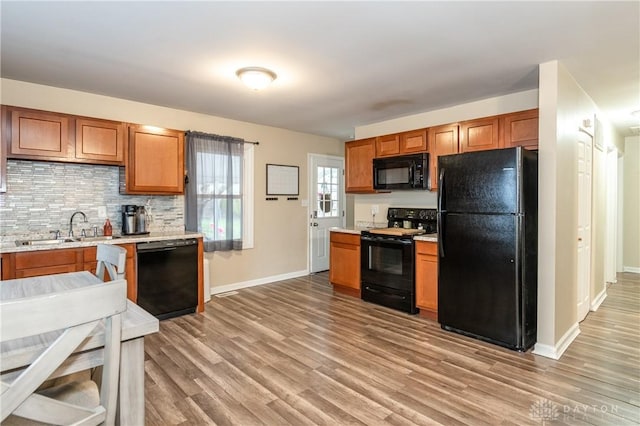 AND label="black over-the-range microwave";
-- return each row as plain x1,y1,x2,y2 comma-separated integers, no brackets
373,153,429,190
